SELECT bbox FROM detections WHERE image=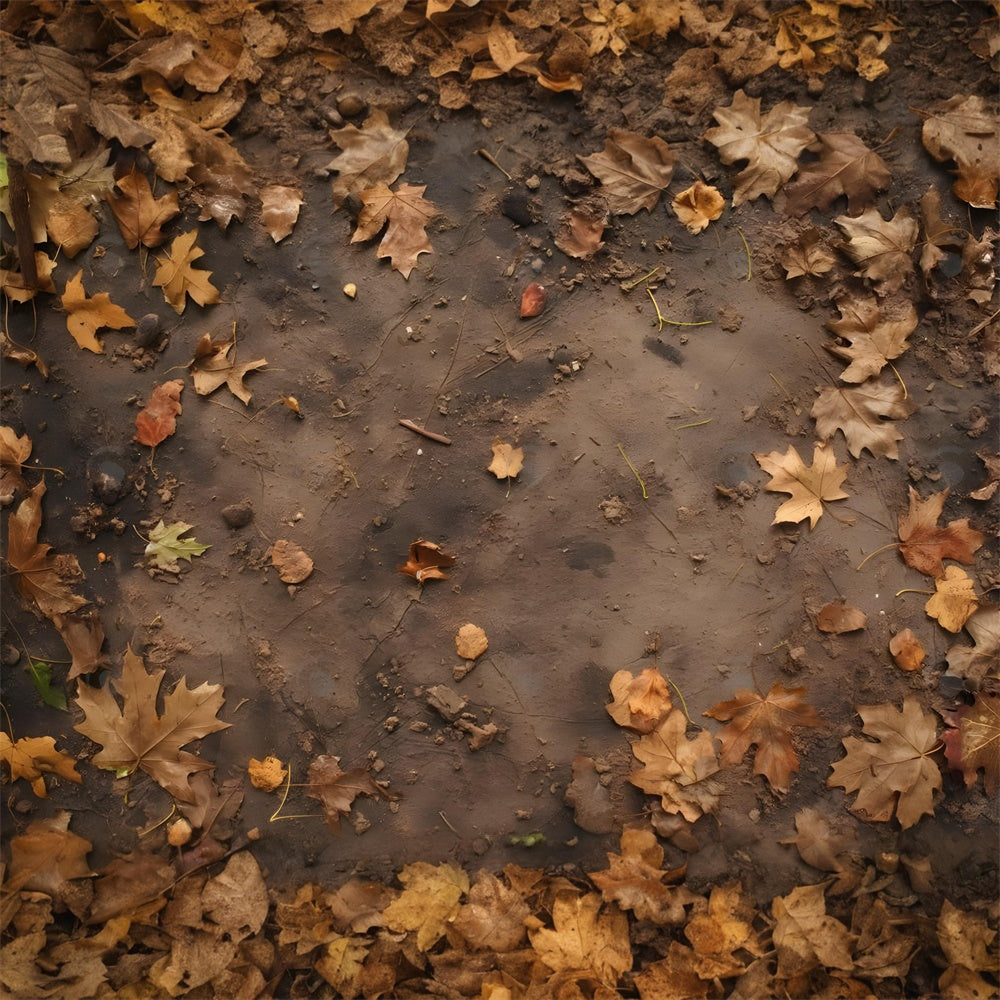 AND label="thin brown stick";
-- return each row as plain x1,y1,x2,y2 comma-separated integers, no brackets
399,419,452,445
